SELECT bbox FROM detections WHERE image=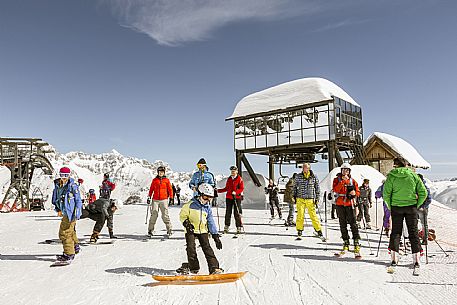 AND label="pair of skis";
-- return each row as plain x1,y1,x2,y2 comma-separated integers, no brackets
334,250,362,260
